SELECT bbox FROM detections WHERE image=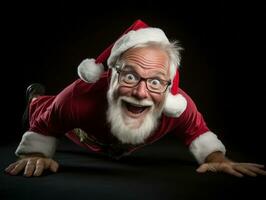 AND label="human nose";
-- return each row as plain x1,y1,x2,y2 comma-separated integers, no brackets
132,80,148,99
